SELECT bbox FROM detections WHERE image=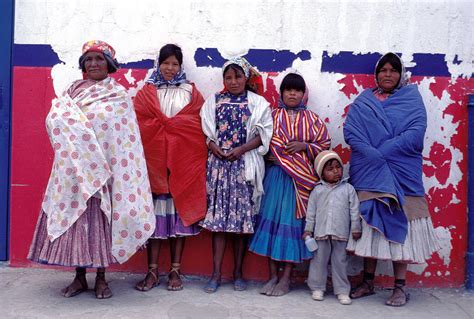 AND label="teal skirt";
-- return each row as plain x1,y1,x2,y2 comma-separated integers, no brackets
249,165,312,263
